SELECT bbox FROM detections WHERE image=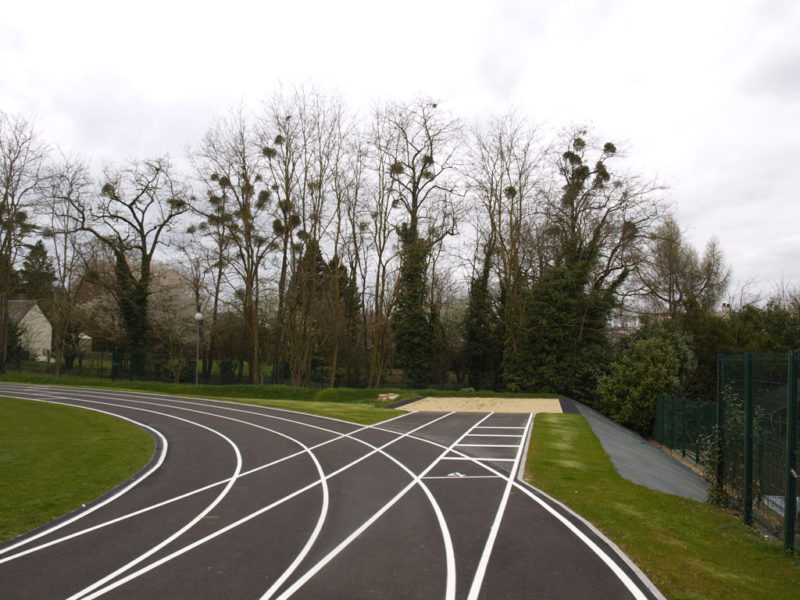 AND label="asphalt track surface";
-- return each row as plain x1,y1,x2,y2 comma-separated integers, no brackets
0,384,664,599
